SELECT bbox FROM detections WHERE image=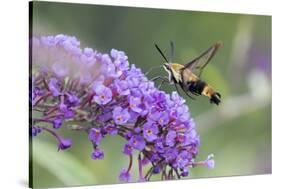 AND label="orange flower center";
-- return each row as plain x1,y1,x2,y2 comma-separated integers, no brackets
130,104,136,108
117,115,123,121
